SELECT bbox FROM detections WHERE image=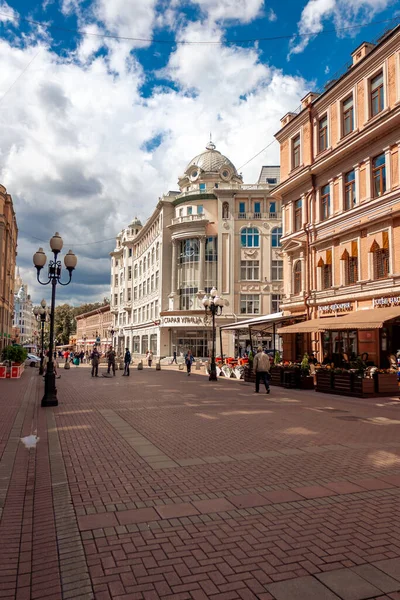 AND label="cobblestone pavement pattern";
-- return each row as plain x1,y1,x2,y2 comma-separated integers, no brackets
2,367,400,599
